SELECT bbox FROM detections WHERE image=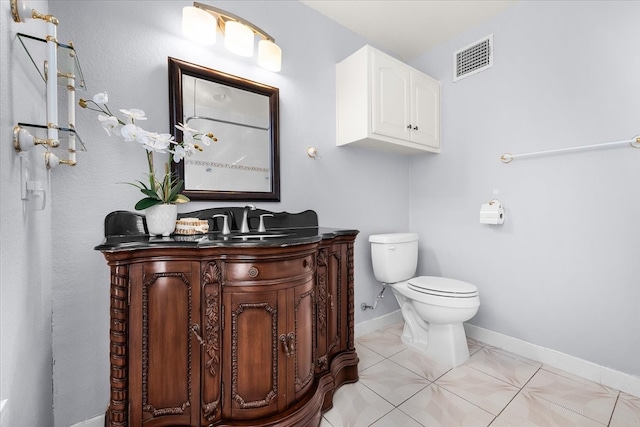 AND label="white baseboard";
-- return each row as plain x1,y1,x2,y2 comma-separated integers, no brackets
70,414,104,427
464,323,640,398
355,310,404,339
